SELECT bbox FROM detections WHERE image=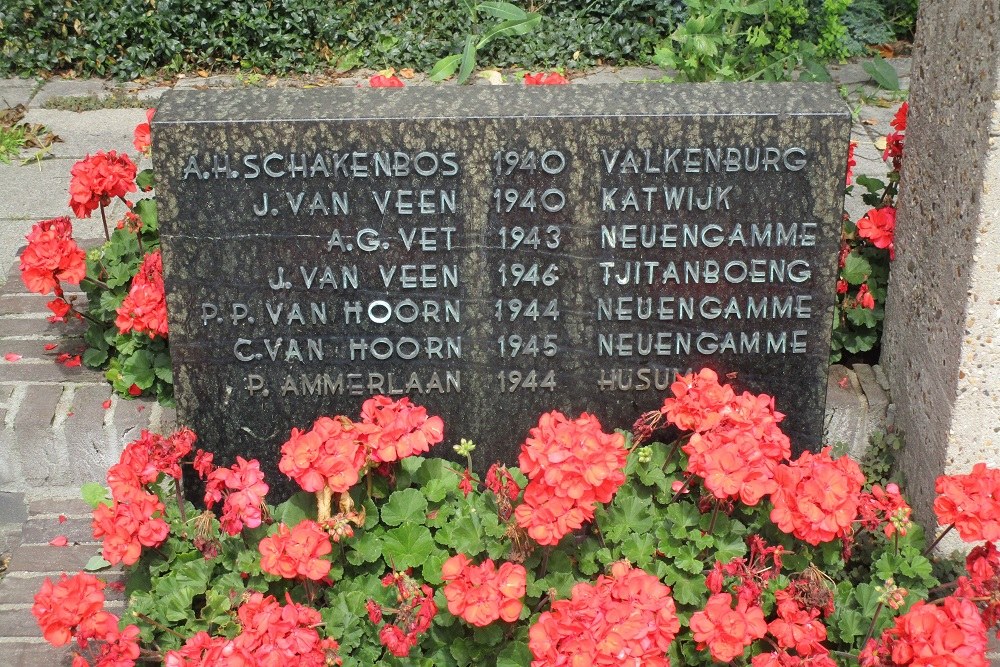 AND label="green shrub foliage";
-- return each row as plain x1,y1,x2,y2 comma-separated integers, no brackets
0,0,916,80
